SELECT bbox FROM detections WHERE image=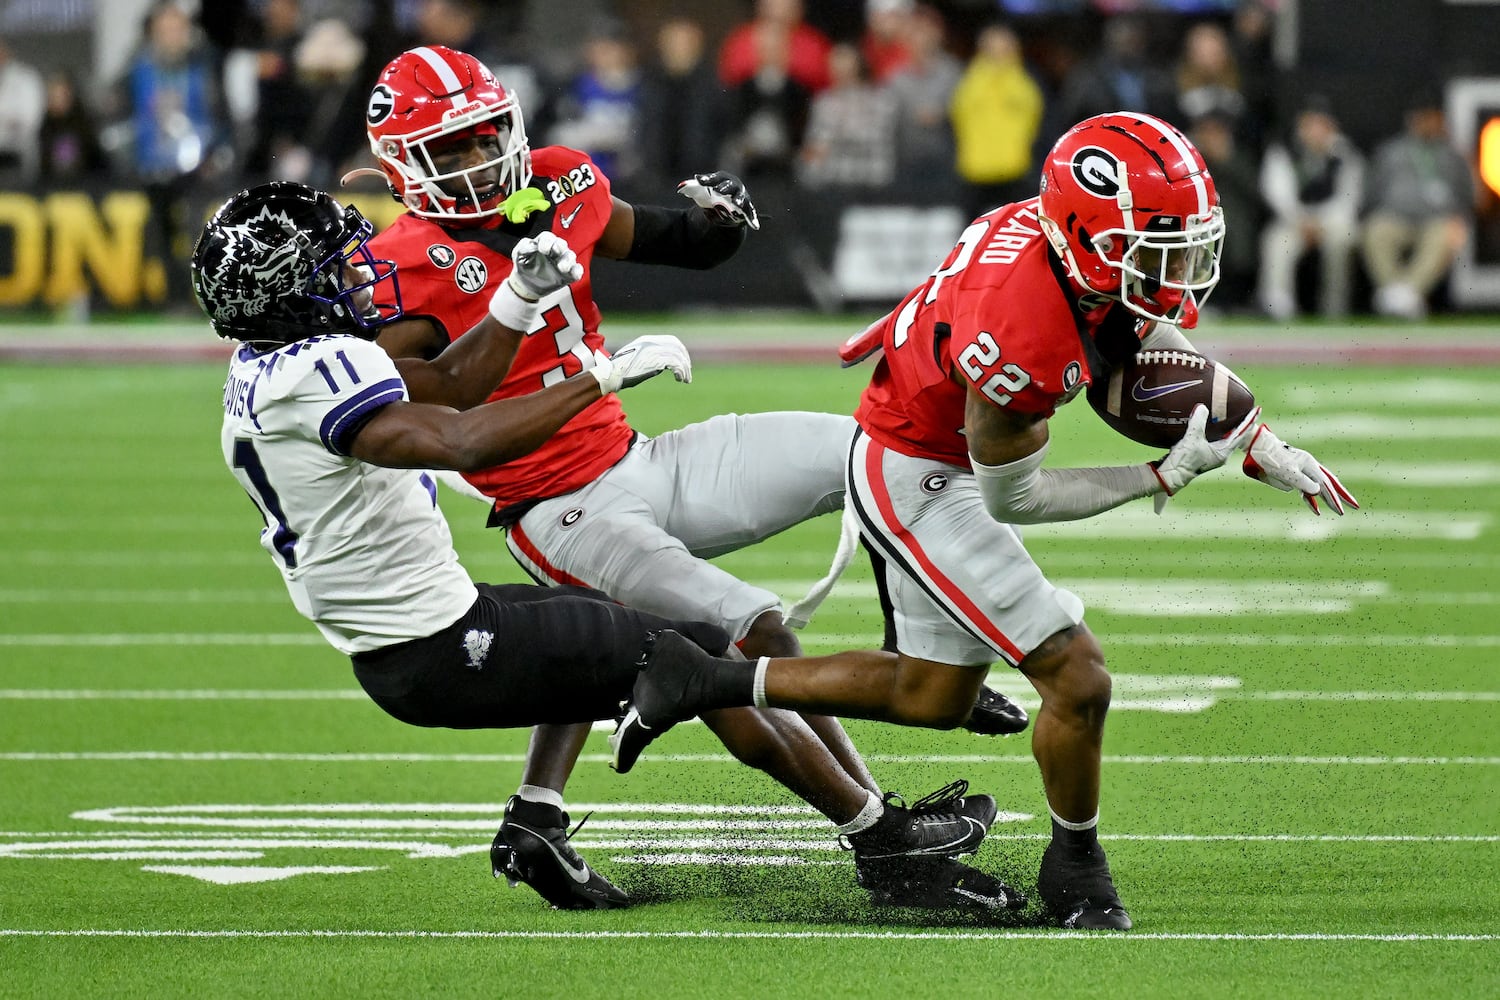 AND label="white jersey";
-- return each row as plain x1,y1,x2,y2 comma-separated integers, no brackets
220,334,478,655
